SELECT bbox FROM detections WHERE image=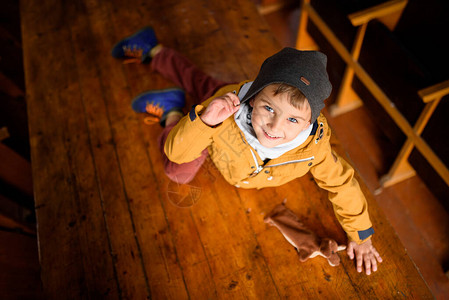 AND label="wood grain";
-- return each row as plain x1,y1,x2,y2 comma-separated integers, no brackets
21,0,433,298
